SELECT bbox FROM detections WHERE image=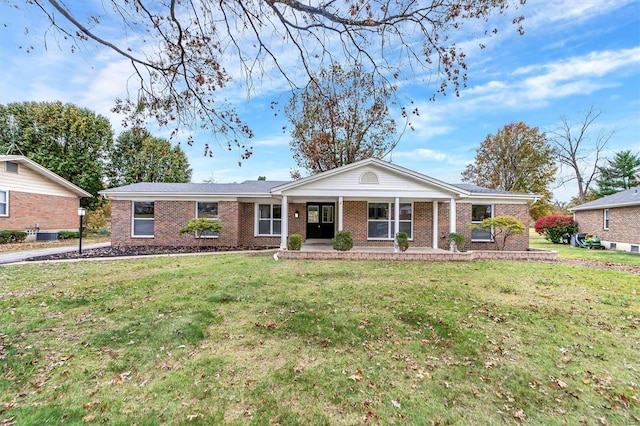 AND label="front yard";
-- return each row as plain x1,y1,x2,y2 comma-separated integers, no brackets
1,254,638,424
